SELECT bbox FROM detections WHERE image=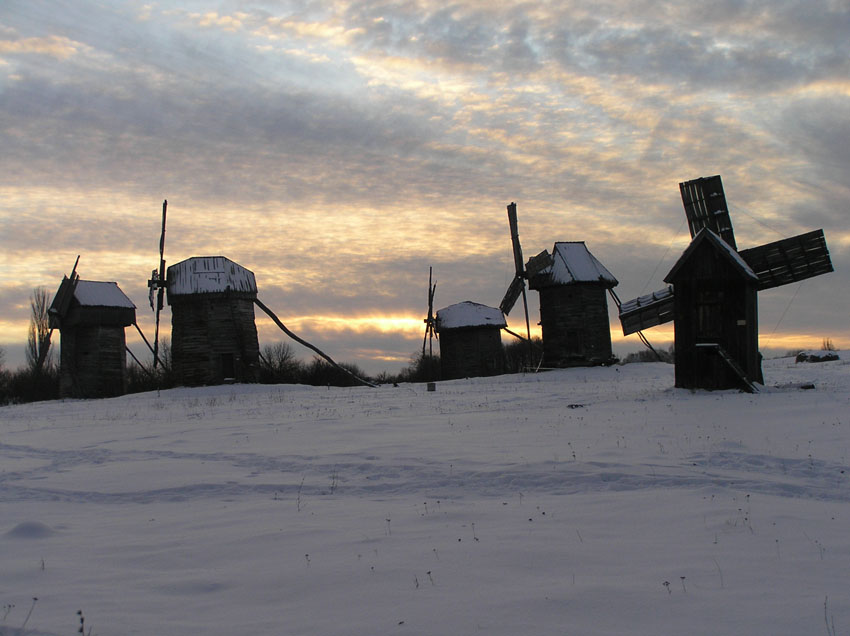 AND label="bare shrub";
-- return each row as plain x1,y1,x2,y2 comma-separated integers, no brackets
259,342,304,384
